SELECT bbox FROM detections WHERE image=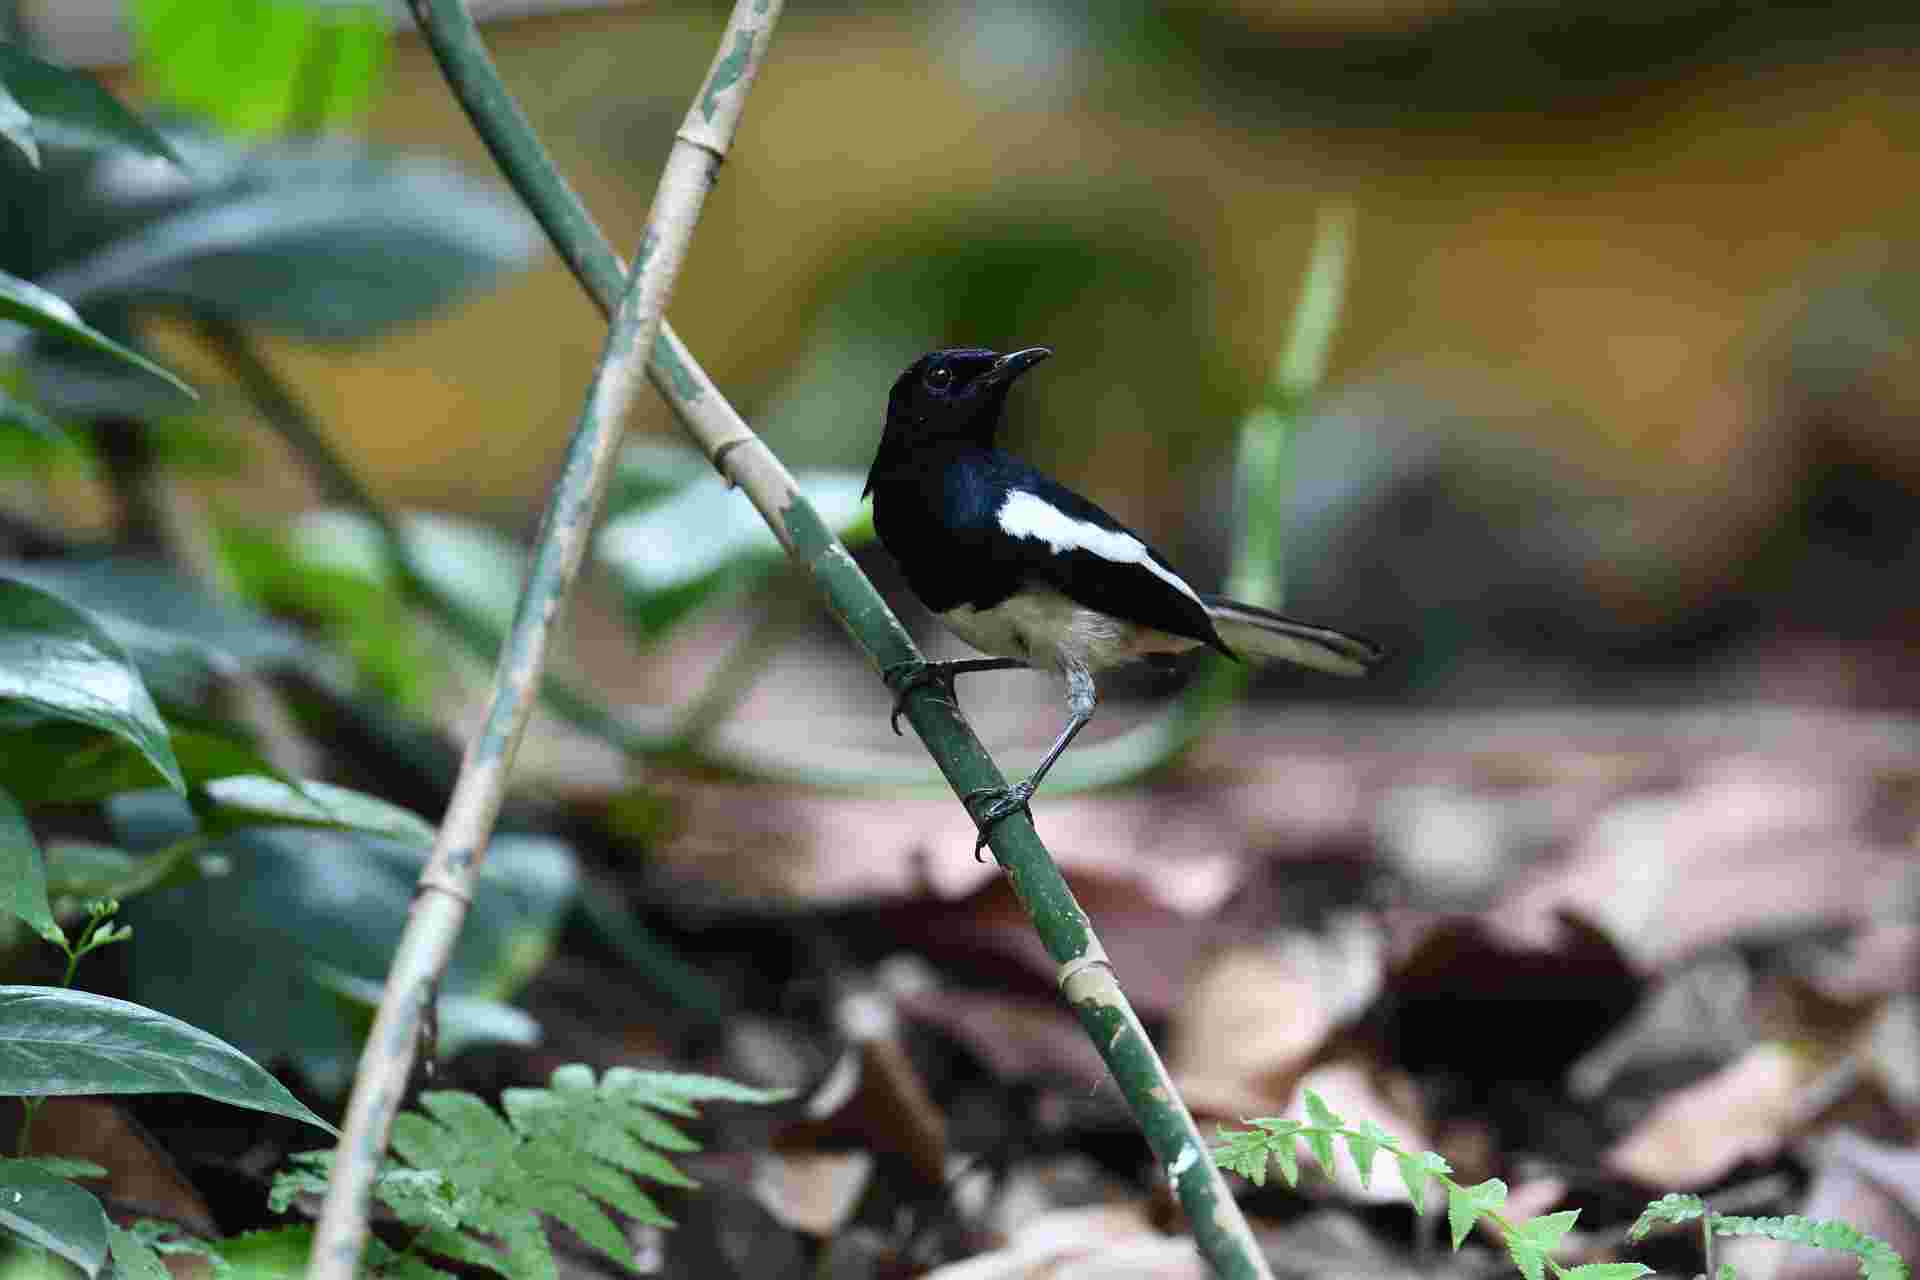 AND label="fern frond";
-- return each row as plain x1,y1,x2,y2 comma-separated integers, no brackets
273,1062,788,1278
1711,1214,1910,1280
